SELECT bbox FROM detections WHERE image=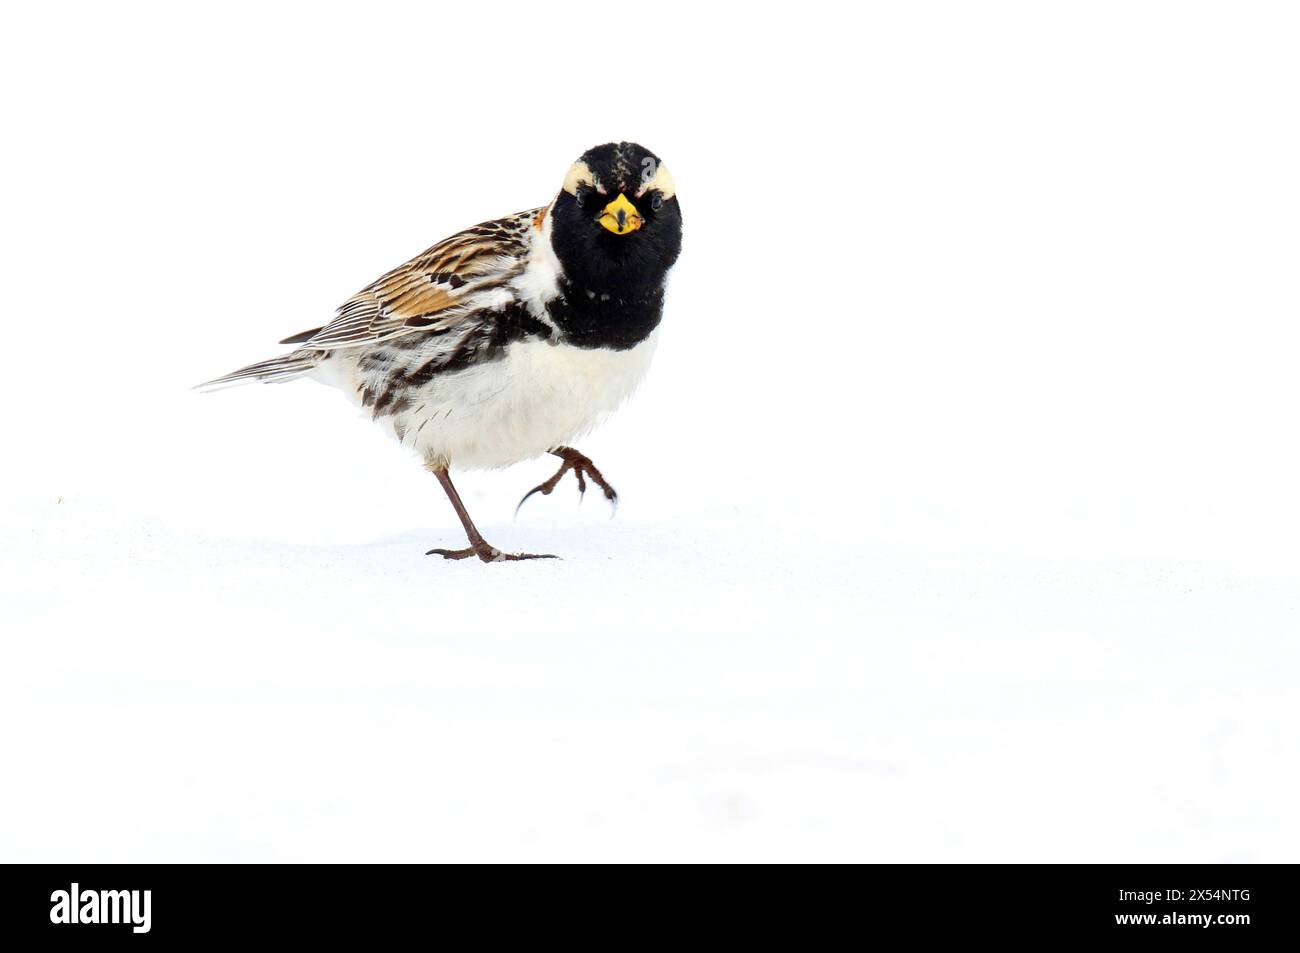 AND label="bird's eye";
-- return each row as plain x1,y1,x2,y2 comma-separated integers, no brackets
650,192,663,211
